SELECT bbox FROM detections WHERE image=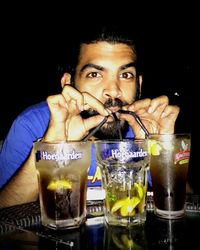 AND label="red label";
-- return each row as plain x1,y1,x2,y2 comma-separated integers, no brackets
174,150,190,164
